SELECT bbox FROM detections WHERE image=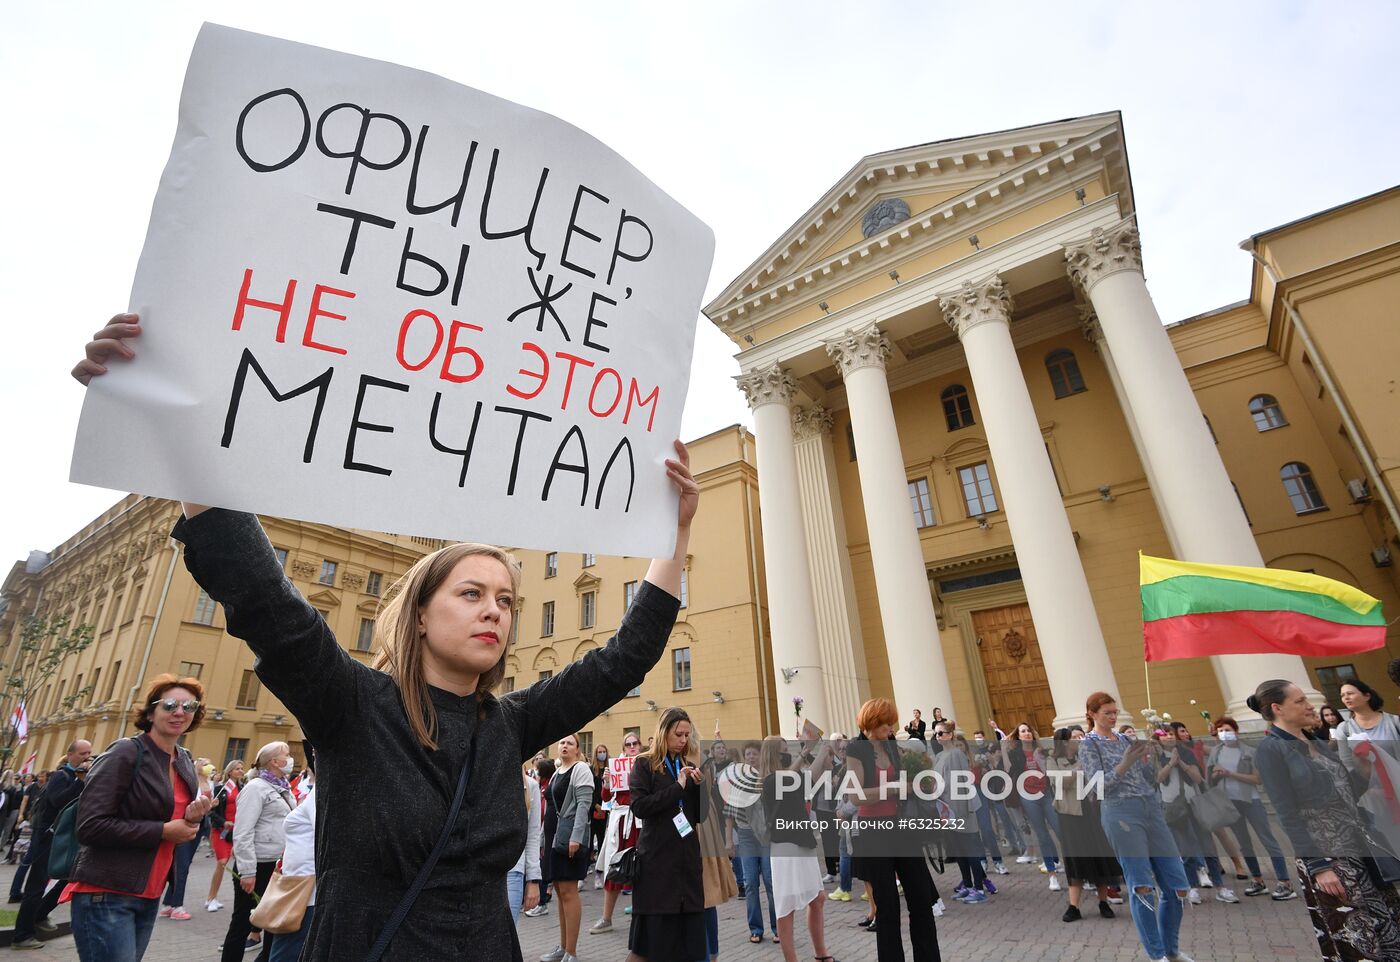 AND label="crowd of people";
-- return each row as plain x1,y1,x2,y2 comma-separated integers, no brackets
0,322,1387,961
